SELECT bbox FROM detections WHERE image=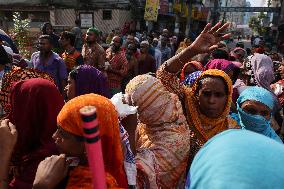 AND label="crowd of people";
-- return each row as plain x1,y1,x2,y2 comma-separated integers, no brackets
0,20,284,189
